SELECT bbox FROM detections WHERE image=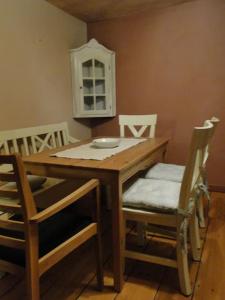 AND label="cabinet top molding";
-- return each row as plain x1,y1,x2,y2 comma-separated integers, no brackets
70,39,115,55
